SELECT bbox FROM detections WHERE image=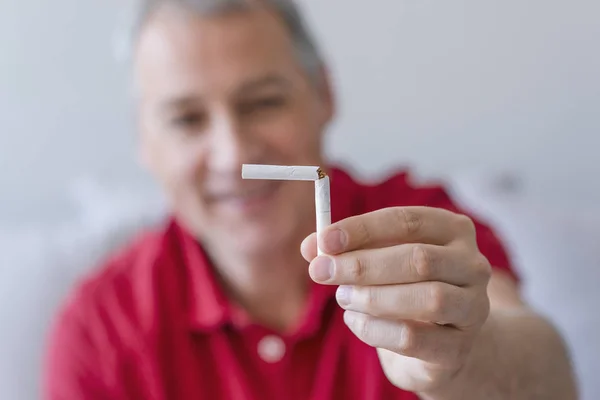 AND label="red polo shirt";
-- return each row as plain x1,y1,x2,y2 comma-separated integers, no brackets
44,167,516,400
